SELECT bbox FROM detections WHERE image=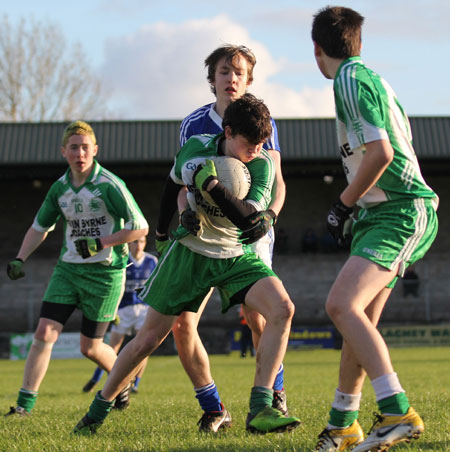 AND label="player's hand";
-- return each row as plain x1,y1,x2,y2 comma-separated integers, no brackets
180,209,200,236
240,210,277,245
74,238,103,259
6,258,25,280
326,199,354,245
193,159,217,191
155,234,170,257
